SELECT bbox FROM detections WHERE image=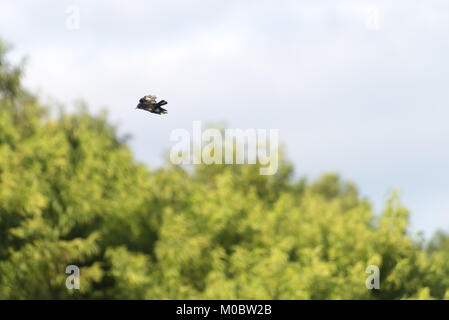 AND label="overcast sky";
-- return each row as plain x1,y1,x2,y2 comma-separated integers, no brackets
1,0,448,237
